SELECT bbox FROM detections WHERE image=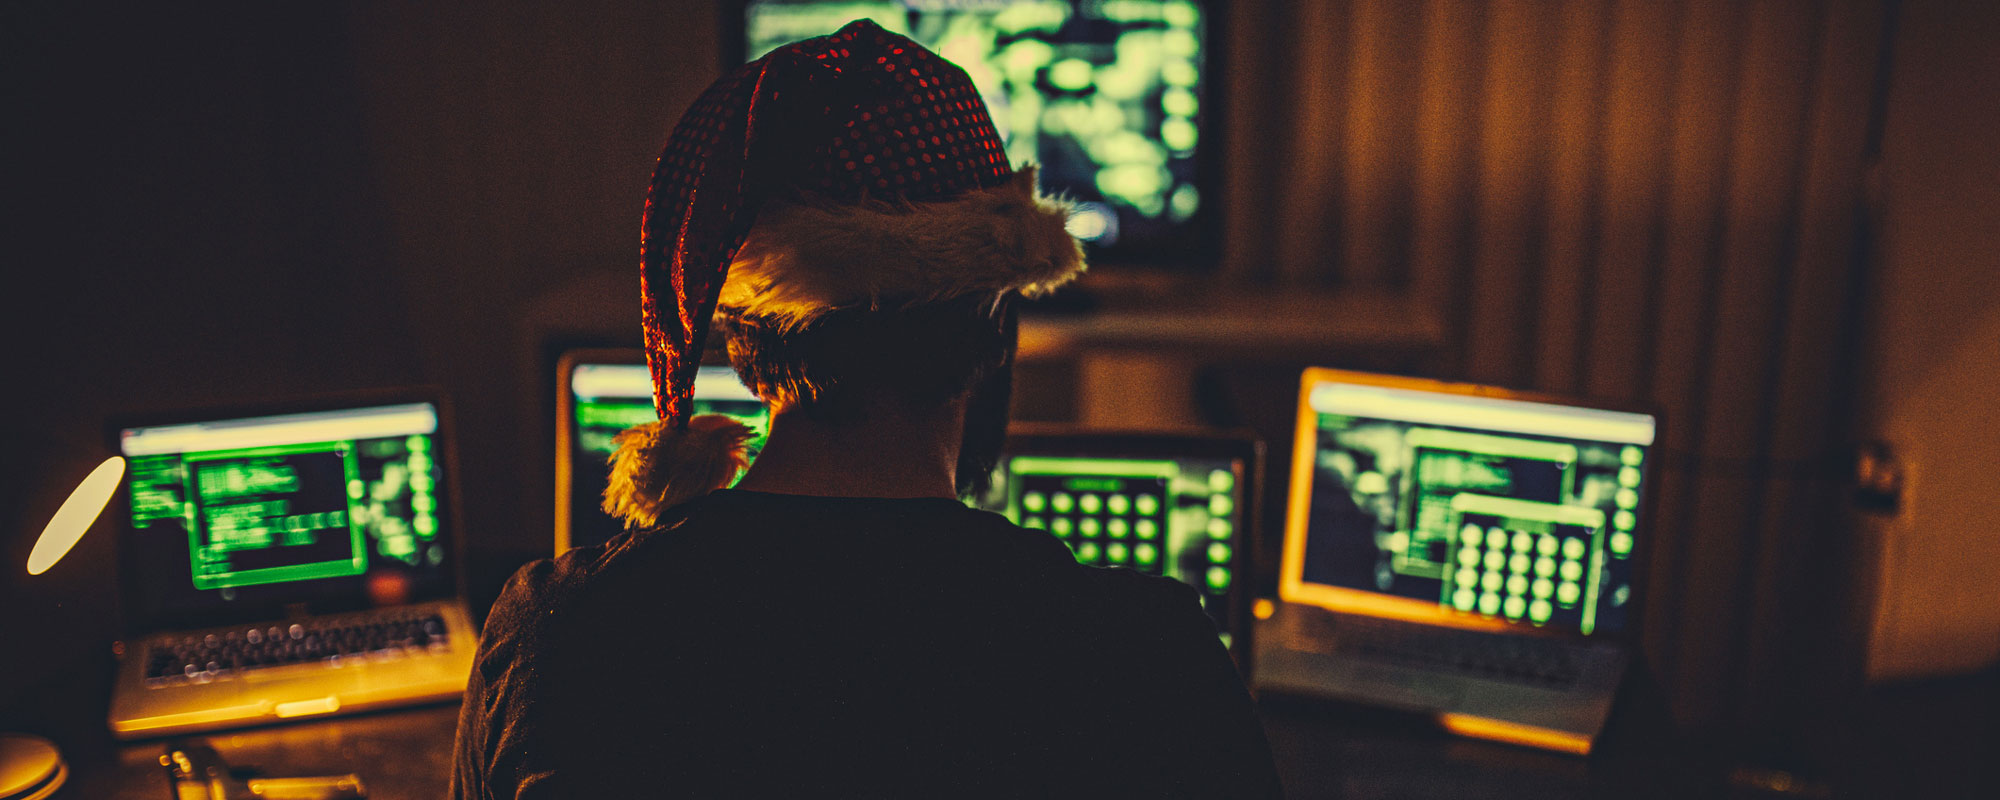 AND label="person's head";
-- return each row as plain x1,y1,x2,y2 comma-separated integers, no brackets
718,295,1012,421
718,293,1018,496
602,20,1082,526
